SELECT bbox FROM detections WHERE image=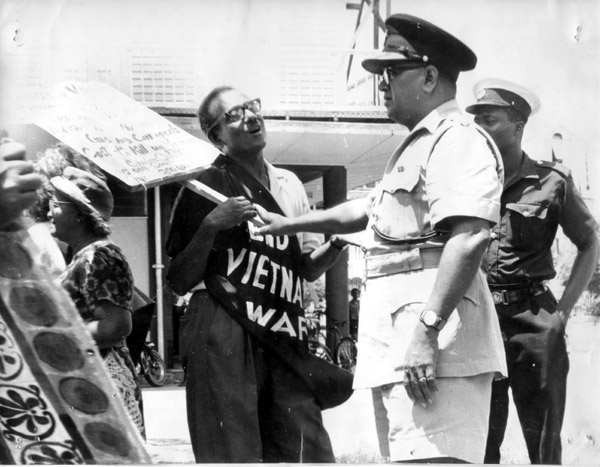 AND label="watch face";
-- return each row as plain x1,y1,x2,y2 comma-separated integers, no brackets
424,312,437,326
